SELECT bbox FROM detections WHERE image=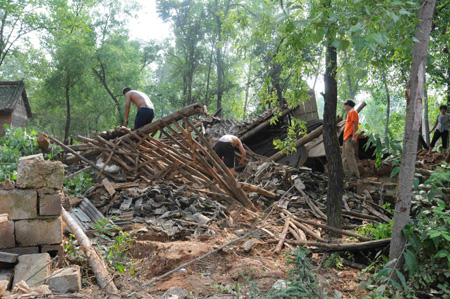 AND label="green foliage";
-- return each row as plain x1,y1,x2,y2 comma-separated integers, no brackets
63,172,94,195
418,162,450,202
93,218,135,275
356,221,393,240
63,234,77,257
231,247,324,298
368,198,450,298
0,125,59,182
273,119,306,155
323,253,344,270
364,132,402,174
